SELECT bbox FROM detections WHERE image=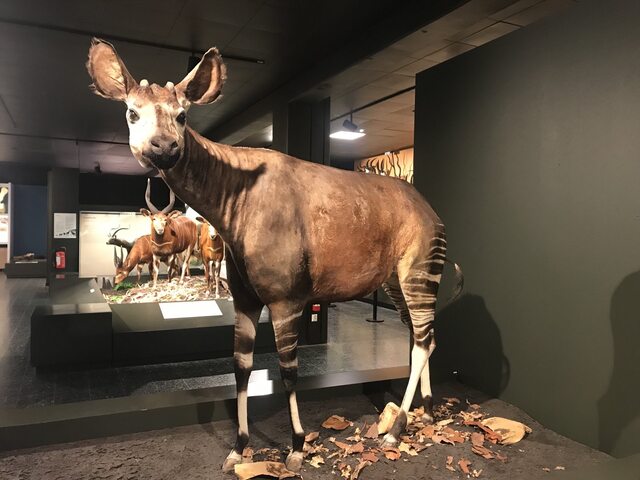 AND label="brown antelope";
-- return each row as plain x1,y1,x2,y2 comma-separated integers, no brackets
141,179,198,287
196,216,225,297
112,234,174,285
87,38,463,473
